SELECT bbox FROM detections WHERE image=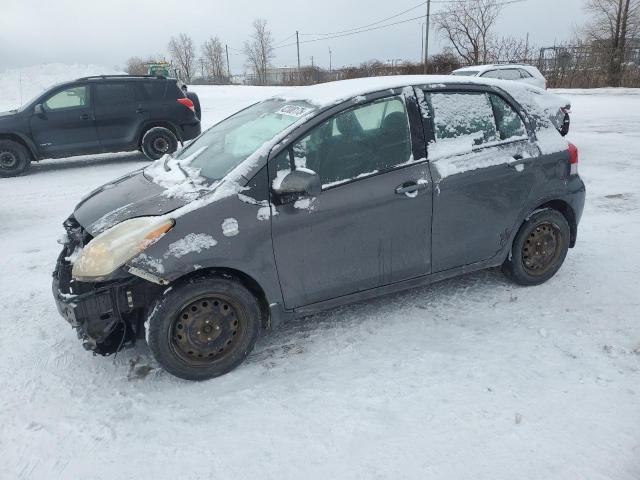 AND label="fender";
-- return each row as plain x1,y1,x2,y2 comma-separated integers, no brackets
137,119,183,143
0,131,40,160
